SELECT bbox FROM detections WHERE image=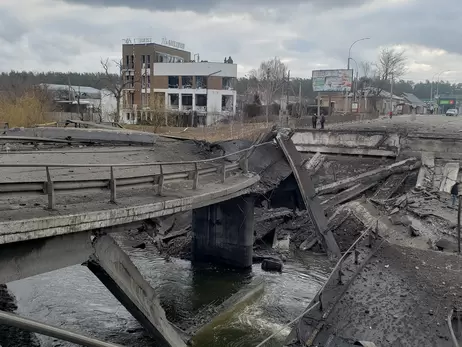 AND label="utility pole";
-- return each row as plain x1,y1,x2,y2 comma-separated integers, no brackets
389,72,394,116
265,68,270,124
286,70,290,126
298,80,302,117
458,195,461,255
286,70,290,113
